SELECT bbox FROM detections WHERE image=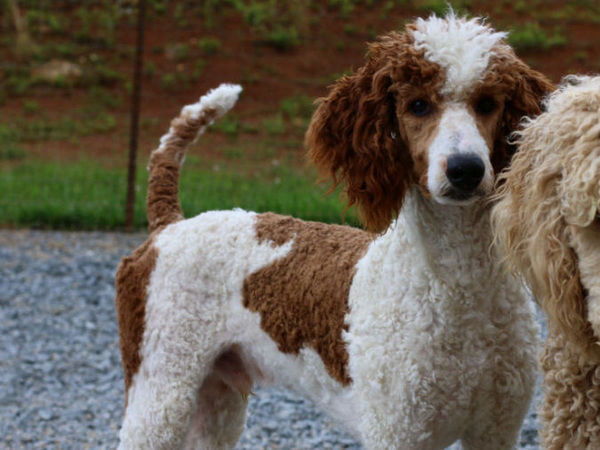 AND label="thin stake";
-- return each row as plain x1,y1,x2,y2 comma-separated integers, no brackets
125,0,147,231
